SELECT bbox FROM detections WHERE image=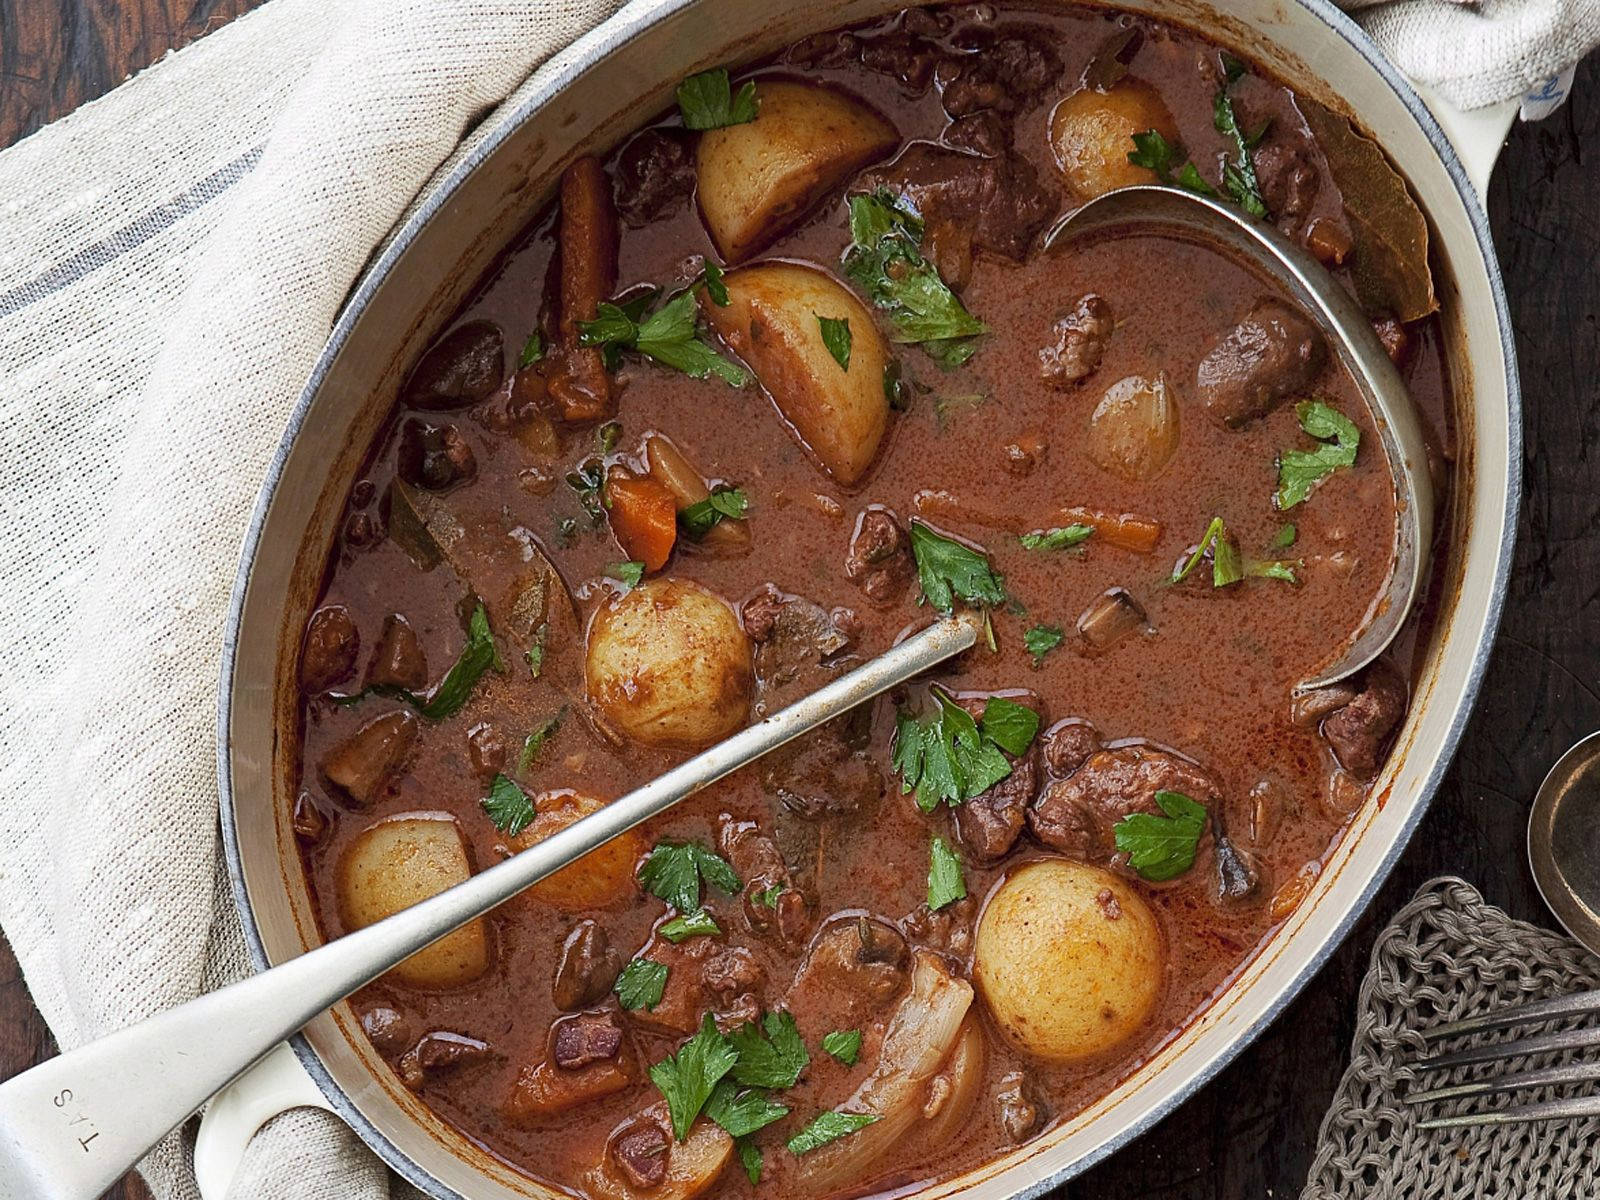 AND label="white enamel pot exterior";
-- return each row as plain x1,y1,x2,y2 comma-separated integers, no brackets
214,1,1521,1196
